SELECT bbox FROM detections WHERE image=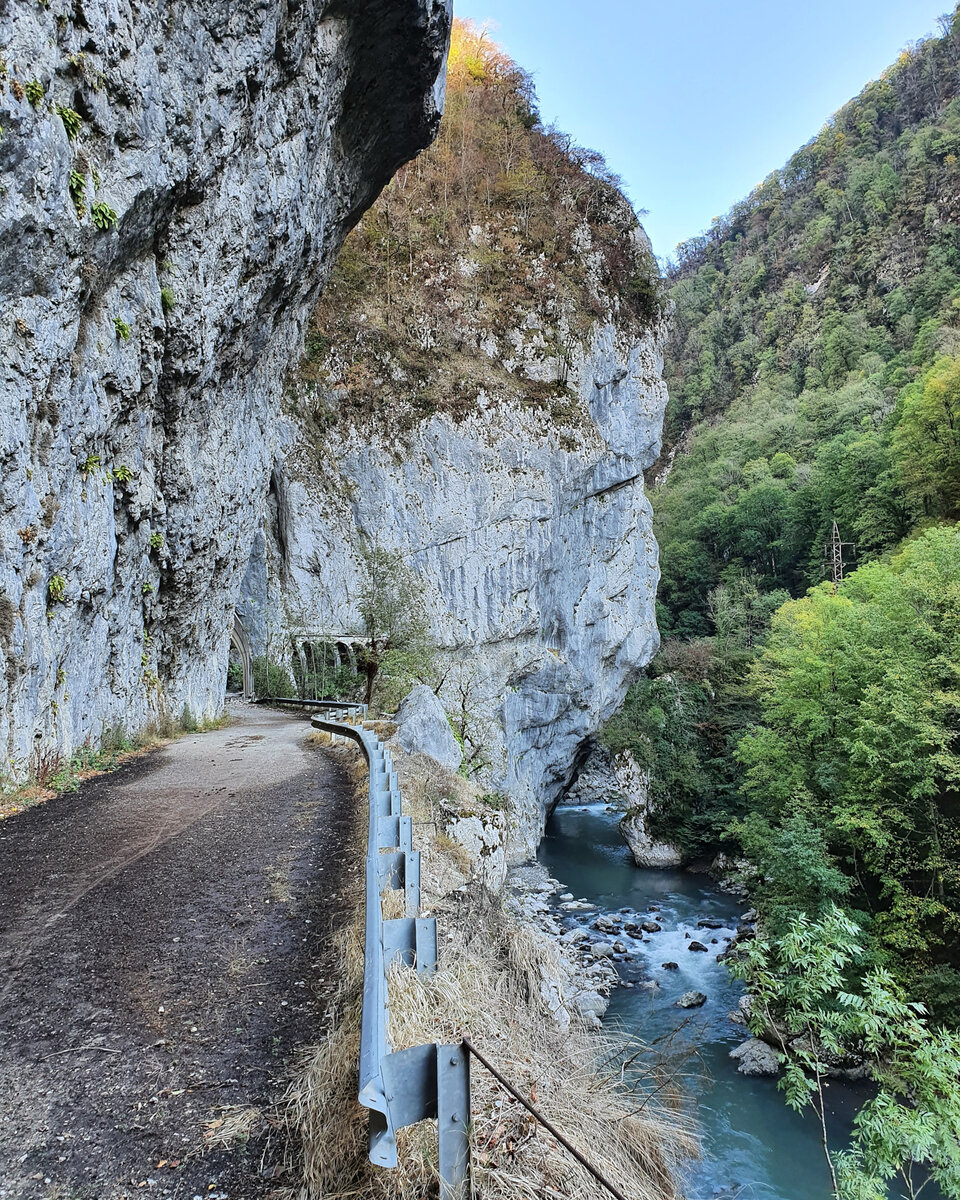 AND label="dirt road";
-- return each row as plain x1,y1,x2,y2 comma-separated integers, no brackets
0,706,359,1200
